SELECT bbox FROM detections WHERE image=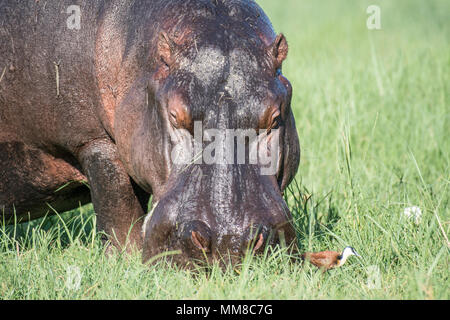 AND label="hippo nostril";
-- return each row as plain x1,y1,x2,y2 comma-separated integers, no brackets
241,232,266,254
253,233,265,252
191,230,210,252
181,220,211,253
242,224,270,254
